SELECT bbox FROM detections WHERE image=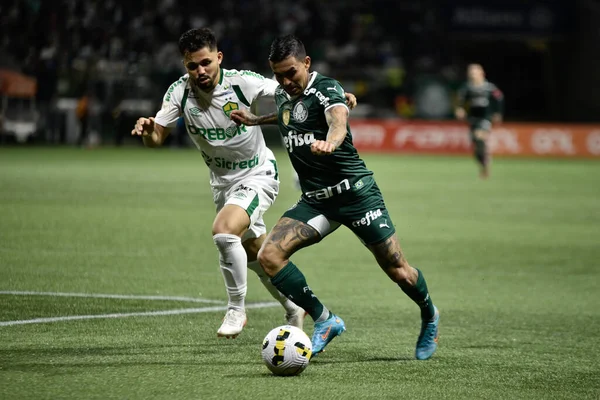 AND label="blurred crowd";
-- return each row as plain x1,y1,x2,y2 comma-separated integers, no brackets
1,0,450,115
1,0,594,145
